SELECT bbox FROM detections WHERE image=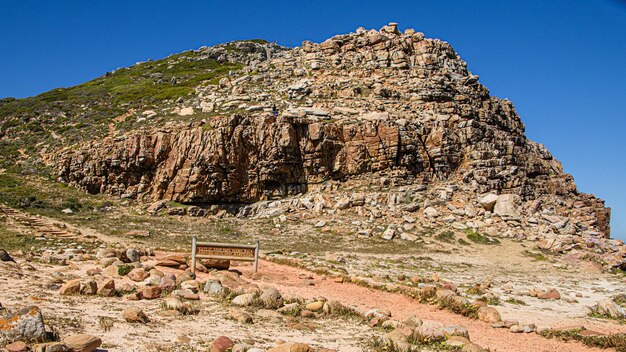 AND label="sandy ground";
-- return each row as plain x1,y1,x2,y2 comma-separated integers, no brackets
0,259,375,352
2,206,626,352
234,259,626,352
